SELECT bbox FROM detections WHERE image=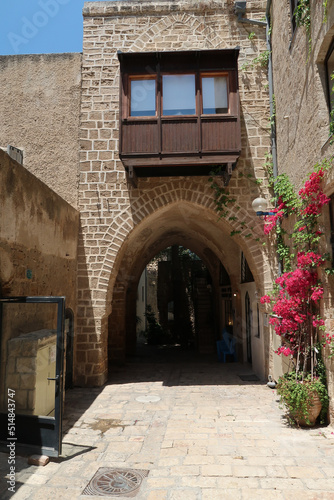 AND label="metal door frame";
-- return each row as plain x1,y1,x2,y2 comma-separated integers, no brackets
0,296,65,457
